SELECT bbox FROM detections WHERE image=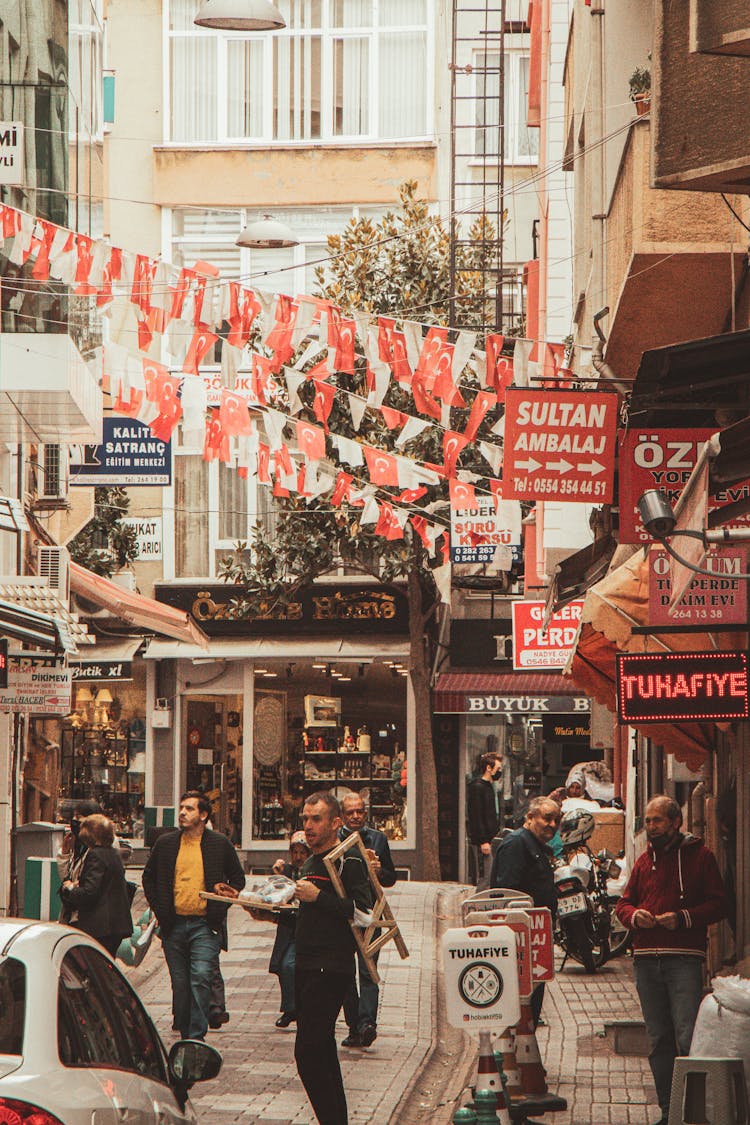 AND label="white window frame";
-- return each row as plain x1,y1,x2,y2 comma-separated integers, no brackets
163,0,433,147
471,45,538,167
69,0,105,143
